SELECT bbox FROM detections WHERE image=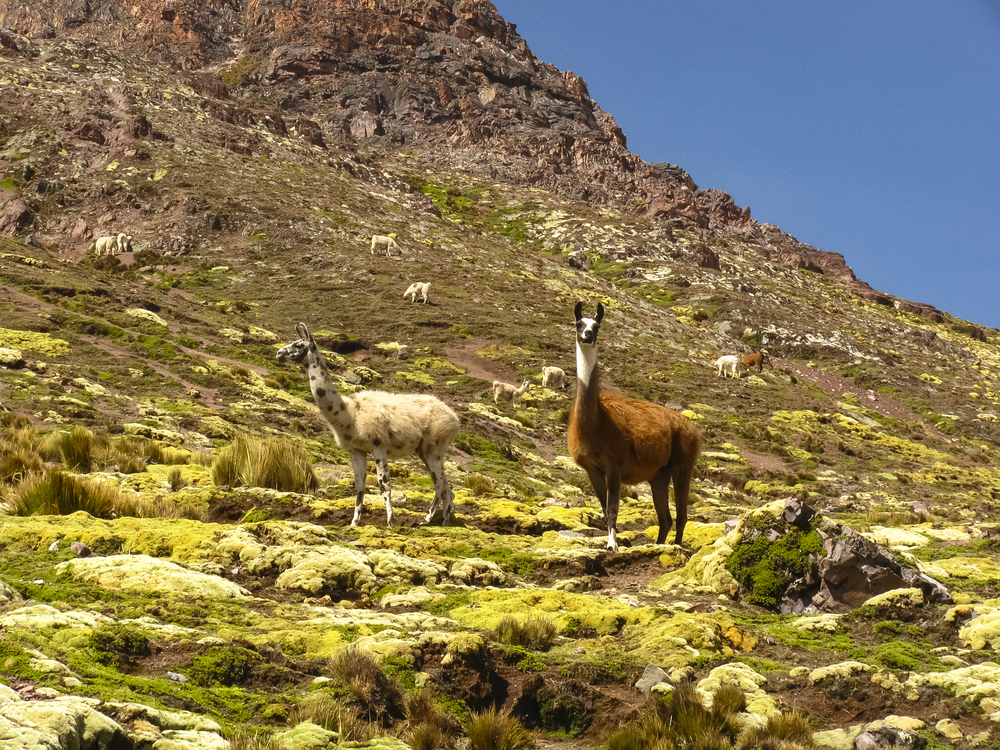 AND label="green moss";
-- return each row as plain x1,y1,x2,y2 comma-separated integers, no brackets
725,515,825,610
90,624,151,667
537,685,592,737
189,646,258,687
